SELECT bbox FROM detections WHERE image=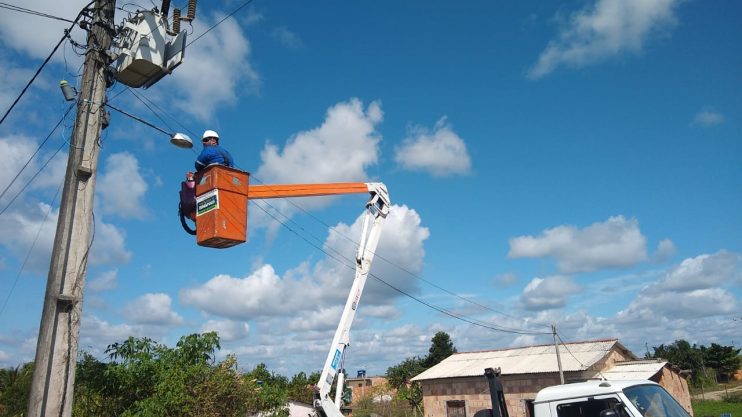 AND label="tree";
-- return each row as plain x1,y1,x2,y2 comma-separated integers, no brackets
700,343,741,382
73,332,254,417
0,362,34,417
386,332,458,416
244,363,289,417
287,371,319,404
424,331,457,368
